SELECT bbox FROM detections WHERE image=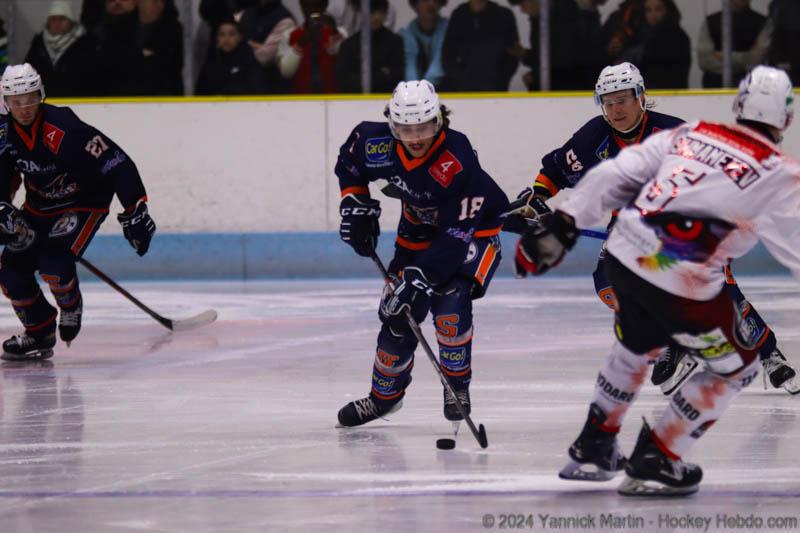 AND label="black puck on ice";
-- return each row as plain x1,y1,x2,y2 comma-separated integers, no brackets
436,438,456,450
